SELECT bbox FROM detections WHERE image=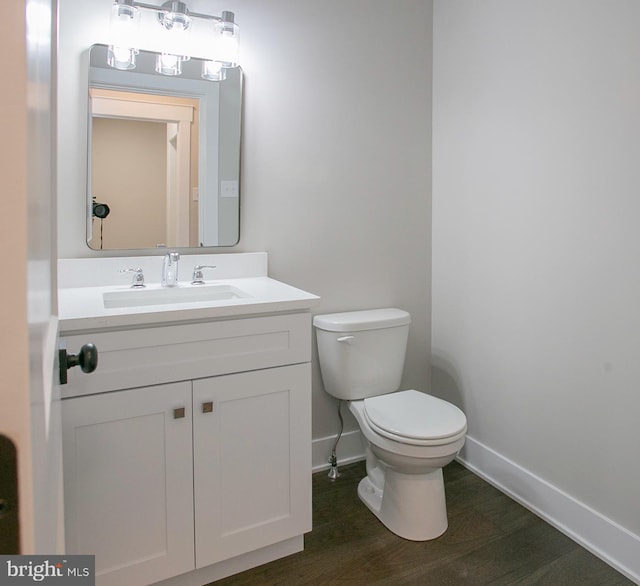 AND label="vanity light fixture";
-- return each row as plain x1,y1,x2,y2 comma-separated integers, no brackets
107,0,240,80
